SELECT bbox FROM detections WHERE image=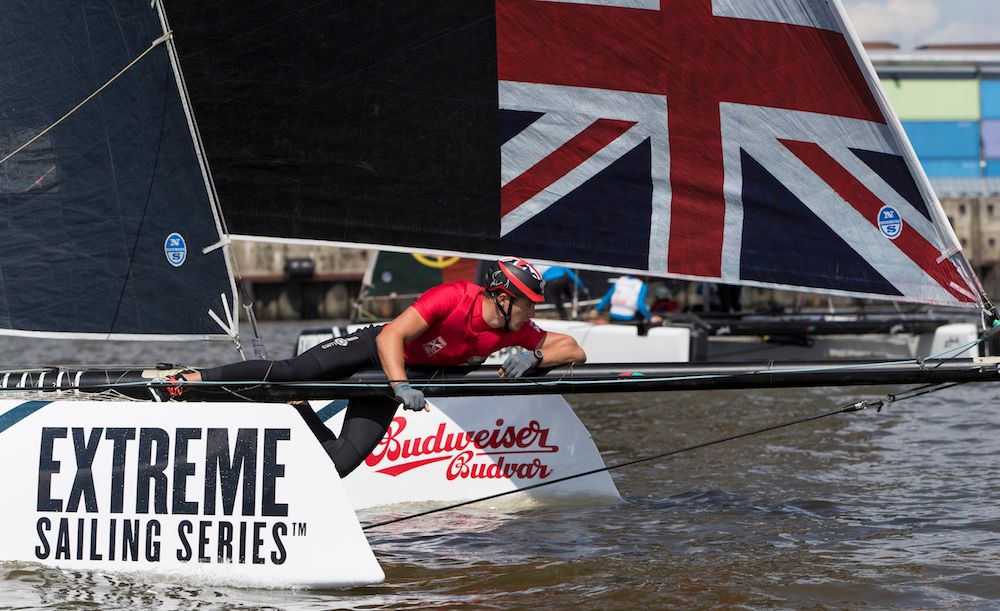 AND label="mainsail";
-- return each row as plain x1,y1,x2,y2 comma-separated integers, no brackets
0,1,235,339
165,0,983,309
